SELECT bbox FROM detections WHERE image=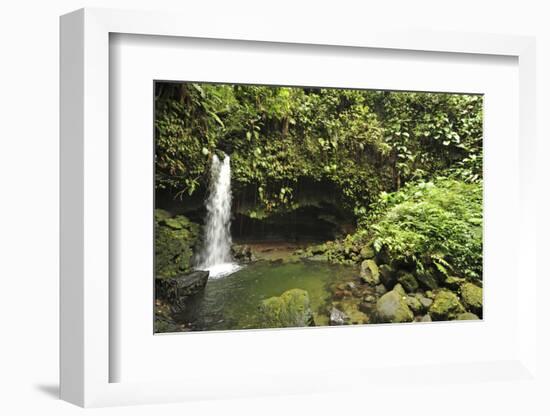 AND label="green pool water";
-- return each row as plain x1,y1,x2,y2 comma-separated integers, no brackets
178,260,359,331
